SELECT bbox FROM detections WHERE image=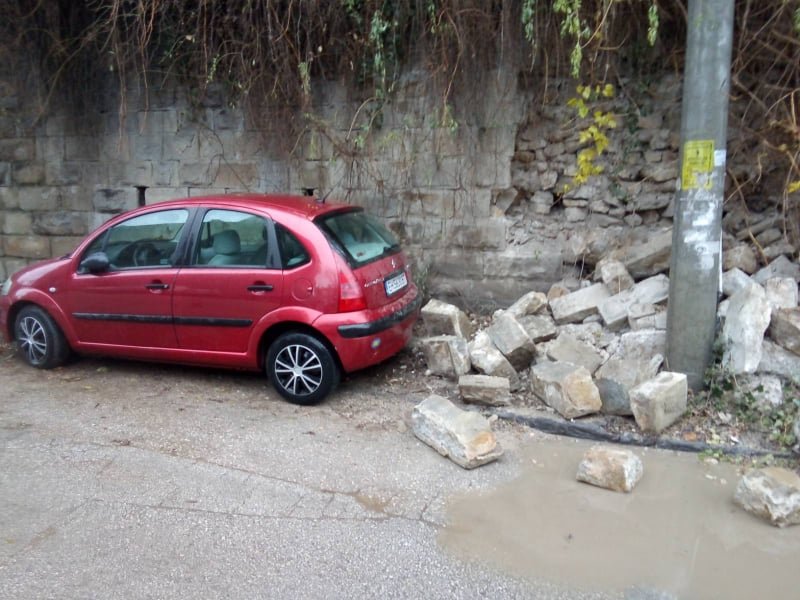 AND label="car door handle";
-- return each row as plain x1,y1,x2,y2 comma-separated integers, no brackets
146,283,170,290
247,284,274,292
